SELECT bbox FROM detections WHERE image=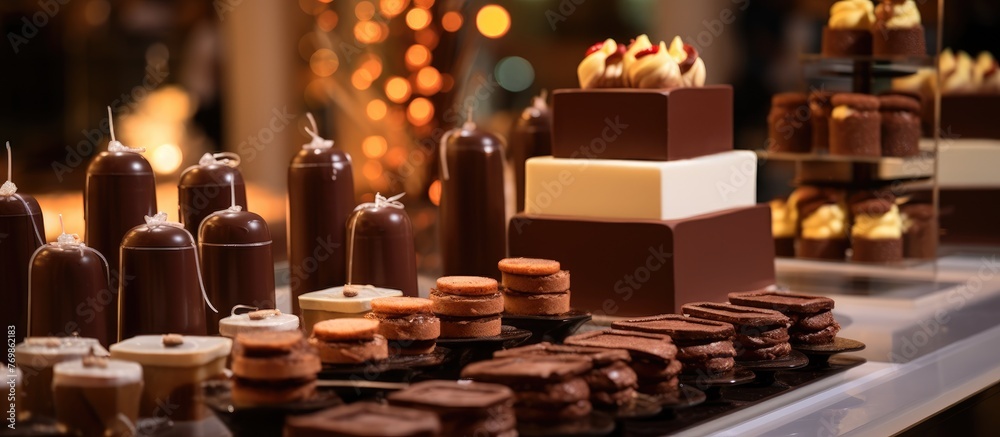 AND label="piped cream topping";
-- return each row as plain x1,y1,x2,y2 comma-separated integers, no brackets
876,0,921,29
801,204,848,239
770,199,796,238
578,38,620,89
667,36,706,87
622,34,653,87
626,41,682,89
853,205,903,239
829,0,875,30
831,105,859,120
